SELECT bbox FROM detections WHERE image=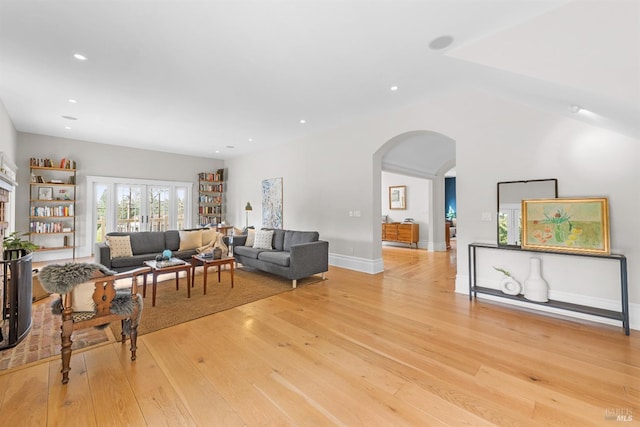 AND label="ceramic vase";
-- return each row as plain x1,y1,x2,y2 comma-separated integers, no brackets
524,257,549,302
500,277,521,296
